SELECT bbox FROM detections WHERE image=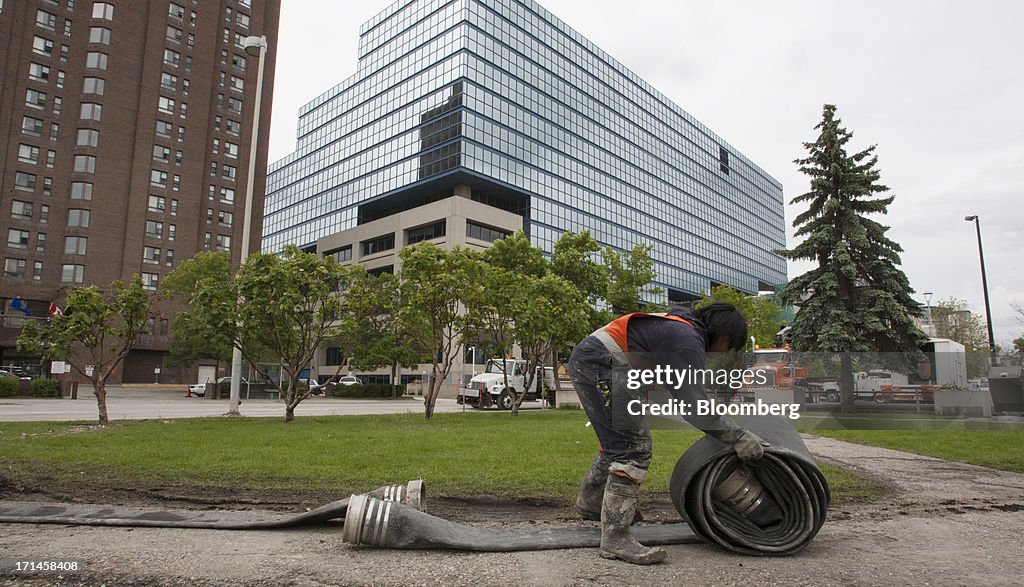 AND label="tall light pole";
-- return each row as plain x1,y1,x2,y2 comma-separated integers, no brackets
964,215,997,367
923,291,933,337
227,35,269,416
